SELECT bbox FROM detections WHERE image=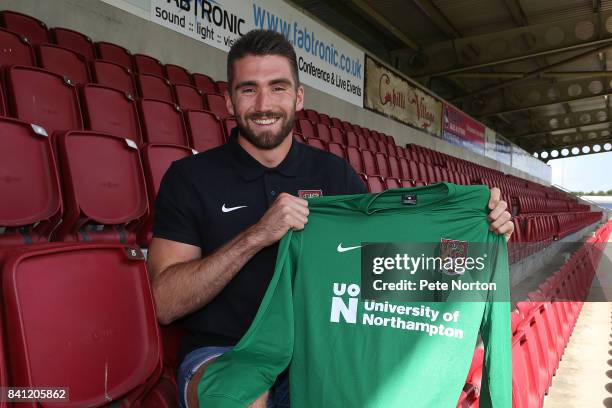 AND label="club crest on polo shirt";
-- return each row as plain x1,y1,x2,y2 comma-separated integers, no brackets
298,189,323,198
440,238,469,276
